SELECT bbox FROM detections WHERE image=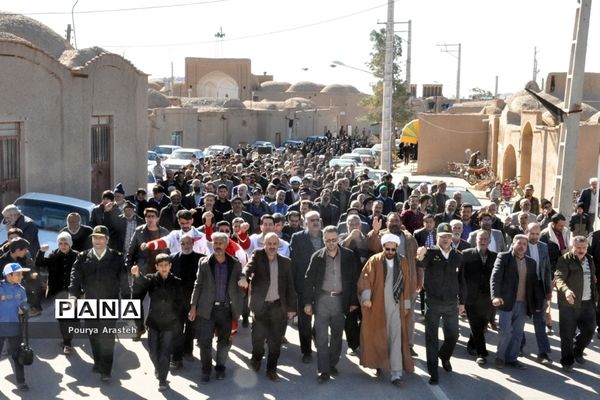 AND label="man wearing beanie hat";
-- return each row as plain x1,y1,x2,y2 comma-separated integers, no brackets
35,232,79,354
113,183,126,212
358,233,416,386
416,222,466,385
